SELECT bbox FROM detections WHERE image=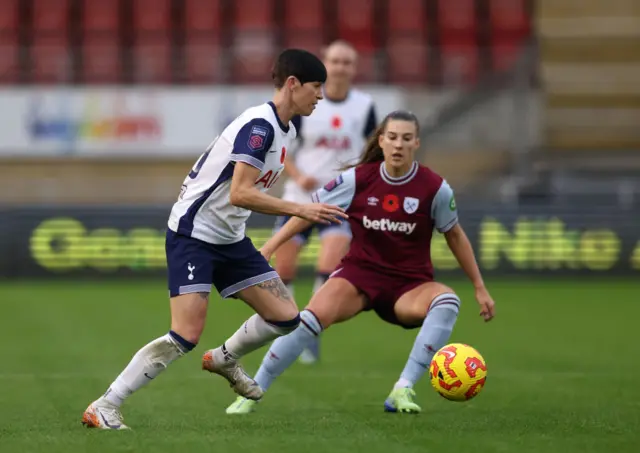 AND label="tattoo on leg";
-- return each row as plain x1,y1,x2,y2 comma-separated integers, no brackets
257,279,293,302
197,292,209,302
